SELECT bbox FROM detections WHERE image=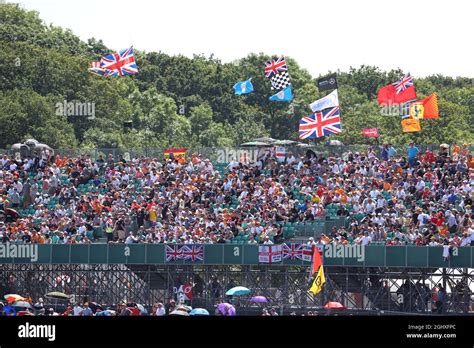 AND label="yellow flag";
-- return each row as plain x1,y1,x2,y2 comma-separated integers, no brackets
401,118,421,133
309,265,326,295
410,102,424,119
